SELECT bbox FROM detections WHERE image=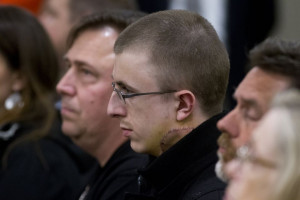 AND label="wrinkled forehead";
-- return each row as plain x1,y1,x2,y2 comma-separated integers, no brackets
235,67,291,110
